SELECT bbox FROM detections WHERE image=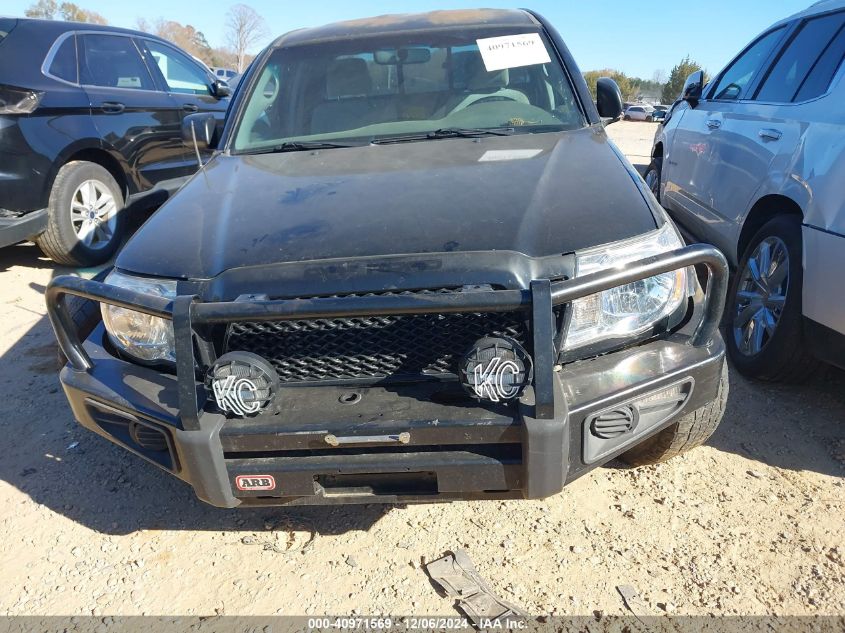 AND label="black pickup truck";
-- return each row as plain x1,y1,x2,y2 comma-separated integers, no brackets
47,8,729,508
